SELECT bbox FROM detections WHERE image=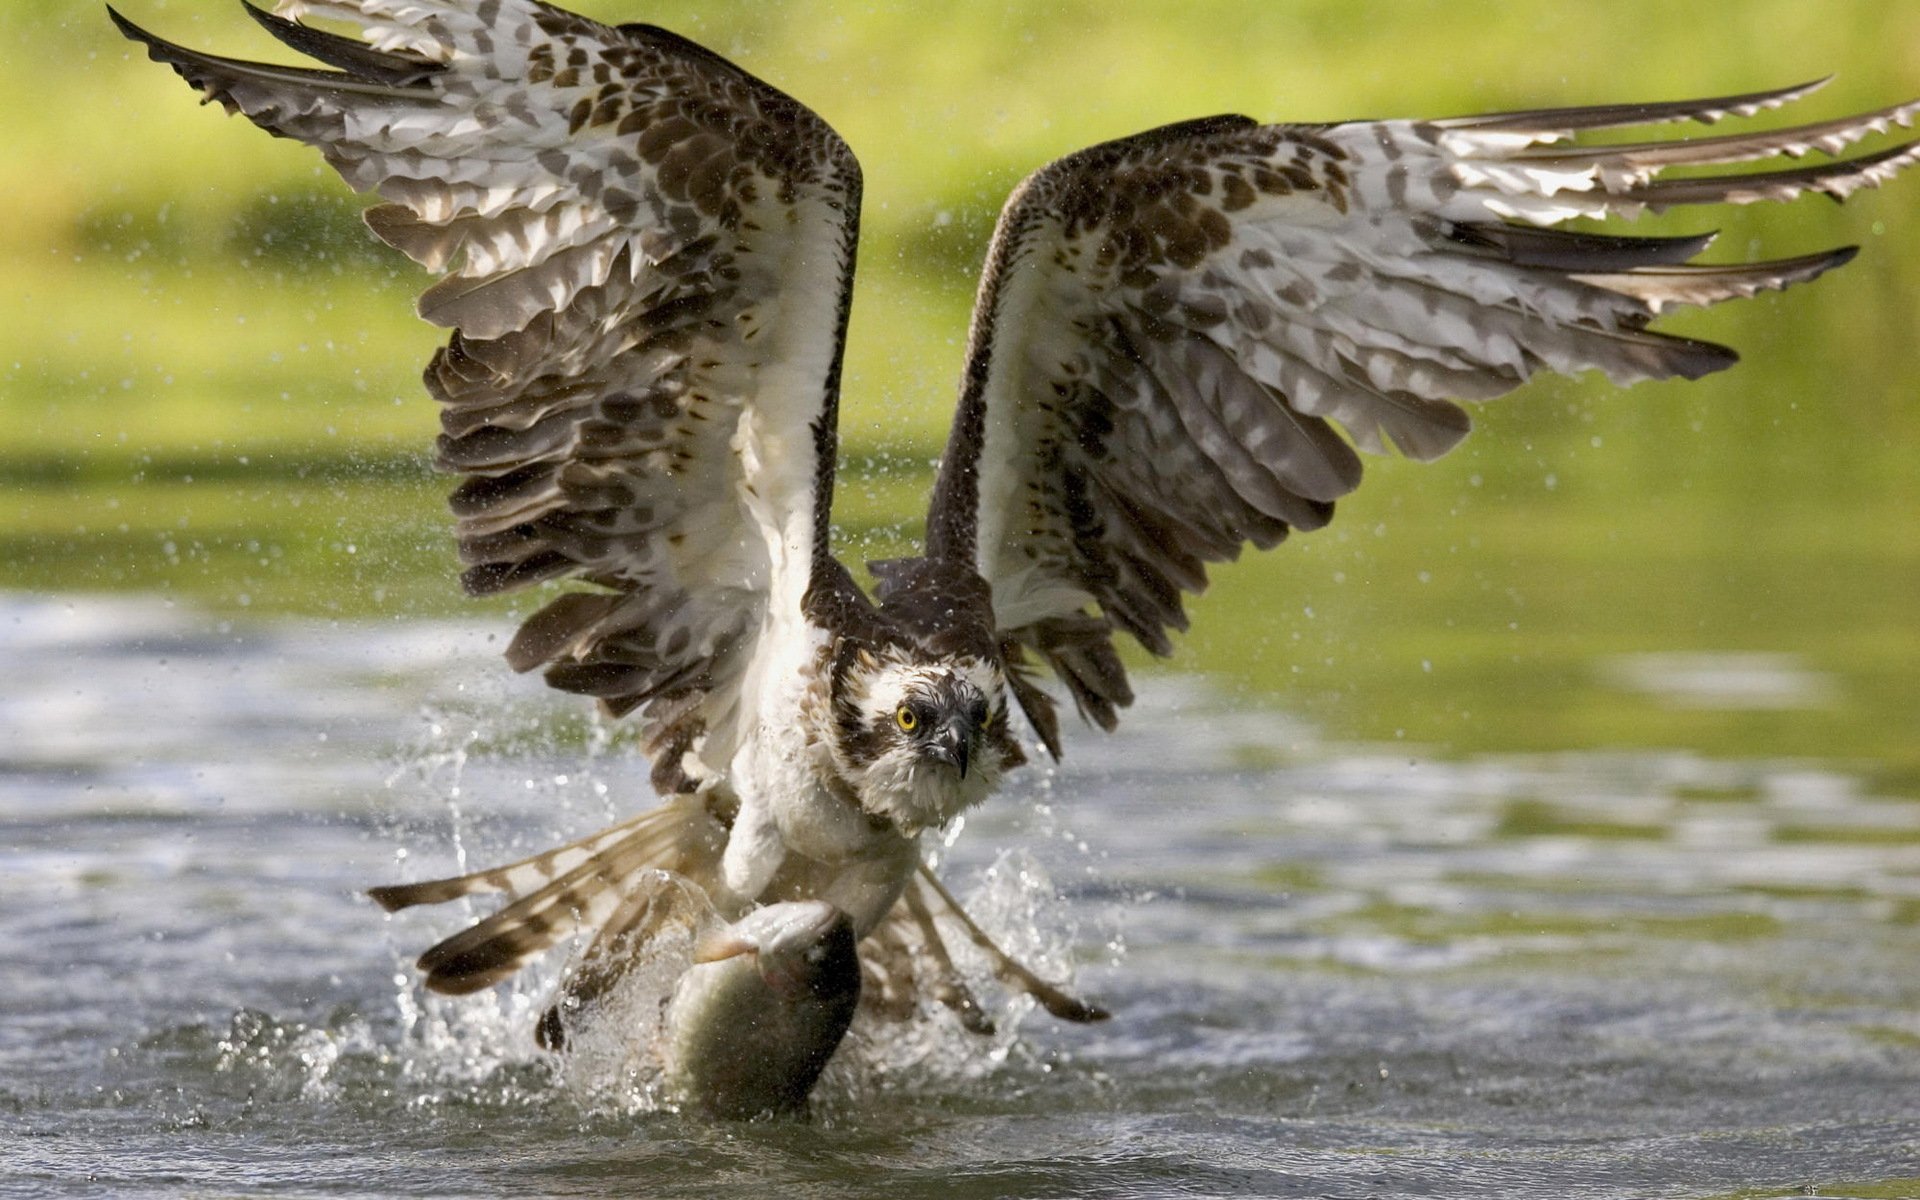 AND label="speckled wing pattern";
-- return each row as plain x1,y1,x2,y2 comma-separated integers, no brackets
925,84,1920,750
113,0,863,763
